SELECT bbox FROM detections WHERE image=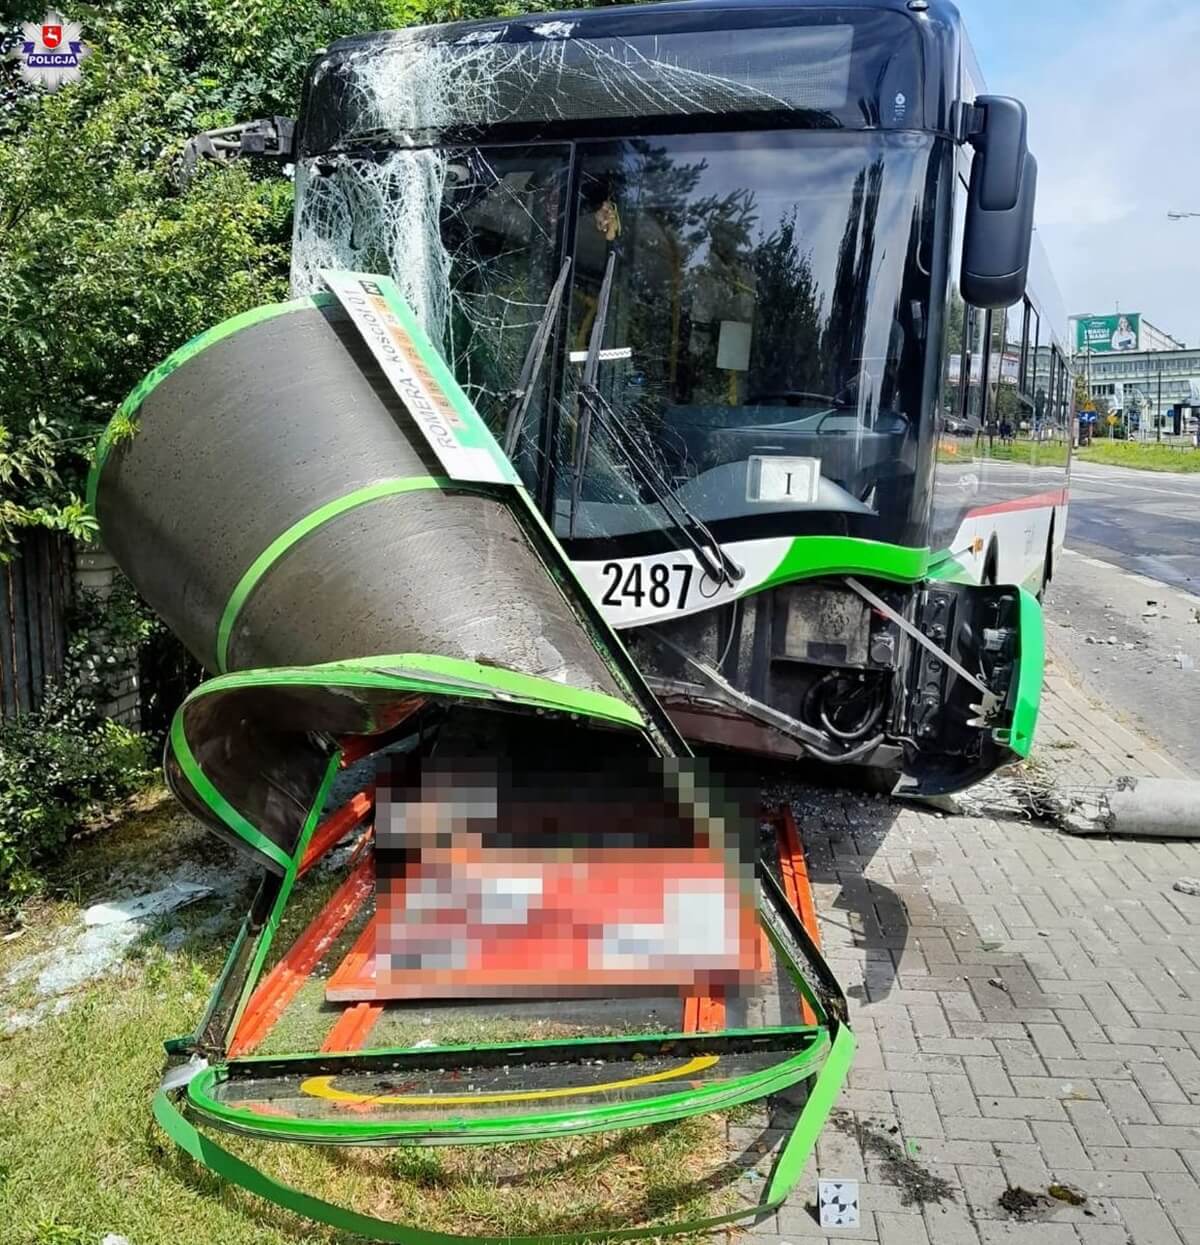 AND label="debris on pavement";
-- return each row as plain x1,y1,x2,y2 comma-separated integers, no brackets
833,1114,955,1208
998,1186,1053,1219
1047,1184,1088,1207
997,1183,1088,1220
